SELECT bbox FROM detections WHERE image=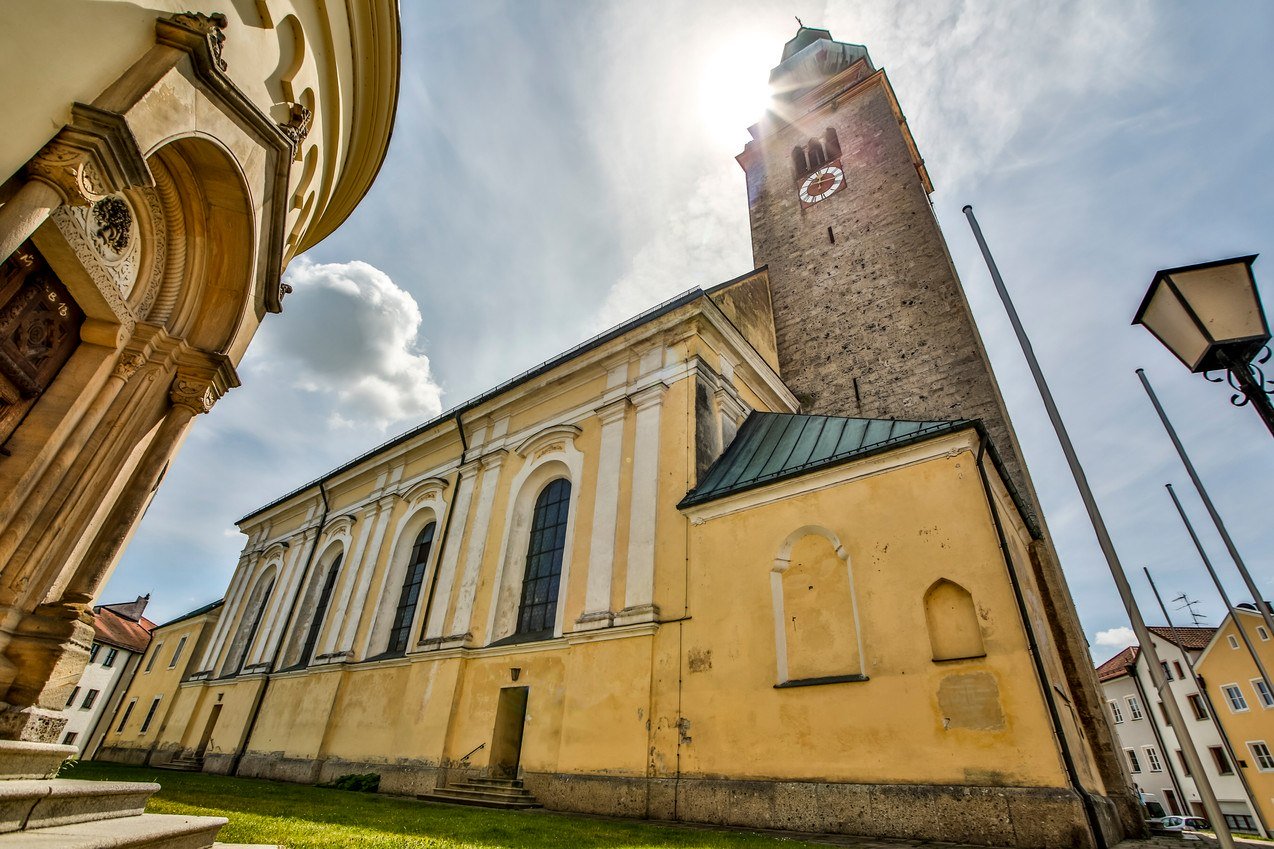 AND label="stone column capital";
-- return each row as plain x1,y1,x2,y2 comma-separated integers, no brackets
25,105,152,207
629,382,668,411
595,397,630,425
111,352,148,383
478,448,509,471
169,374,217,414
